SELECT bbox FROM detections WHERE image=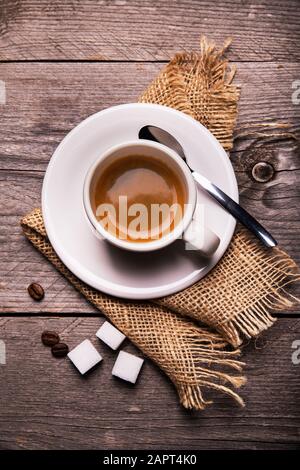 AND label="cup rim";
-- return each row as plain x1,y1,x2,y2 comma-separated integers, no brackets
83,139,197,252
